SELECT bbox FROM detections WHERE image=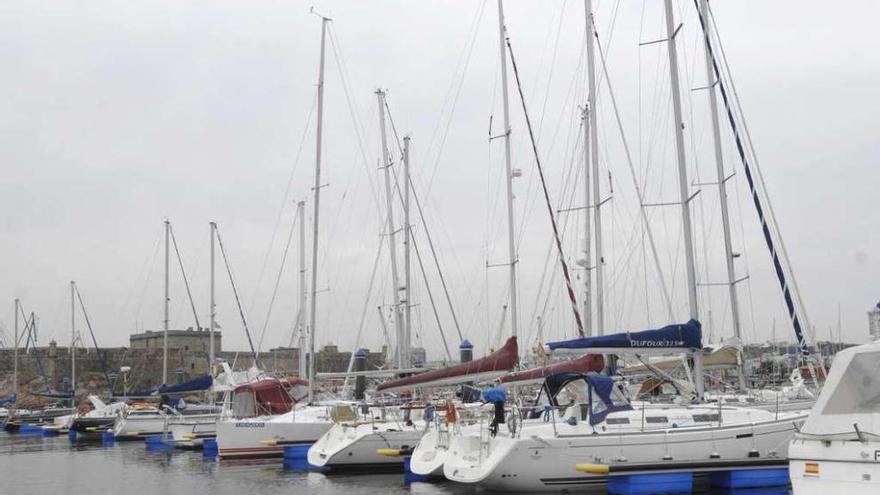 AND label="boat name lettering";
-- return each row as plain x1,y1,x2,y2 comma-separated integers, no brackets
629,340,684,347
234,422,265,428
